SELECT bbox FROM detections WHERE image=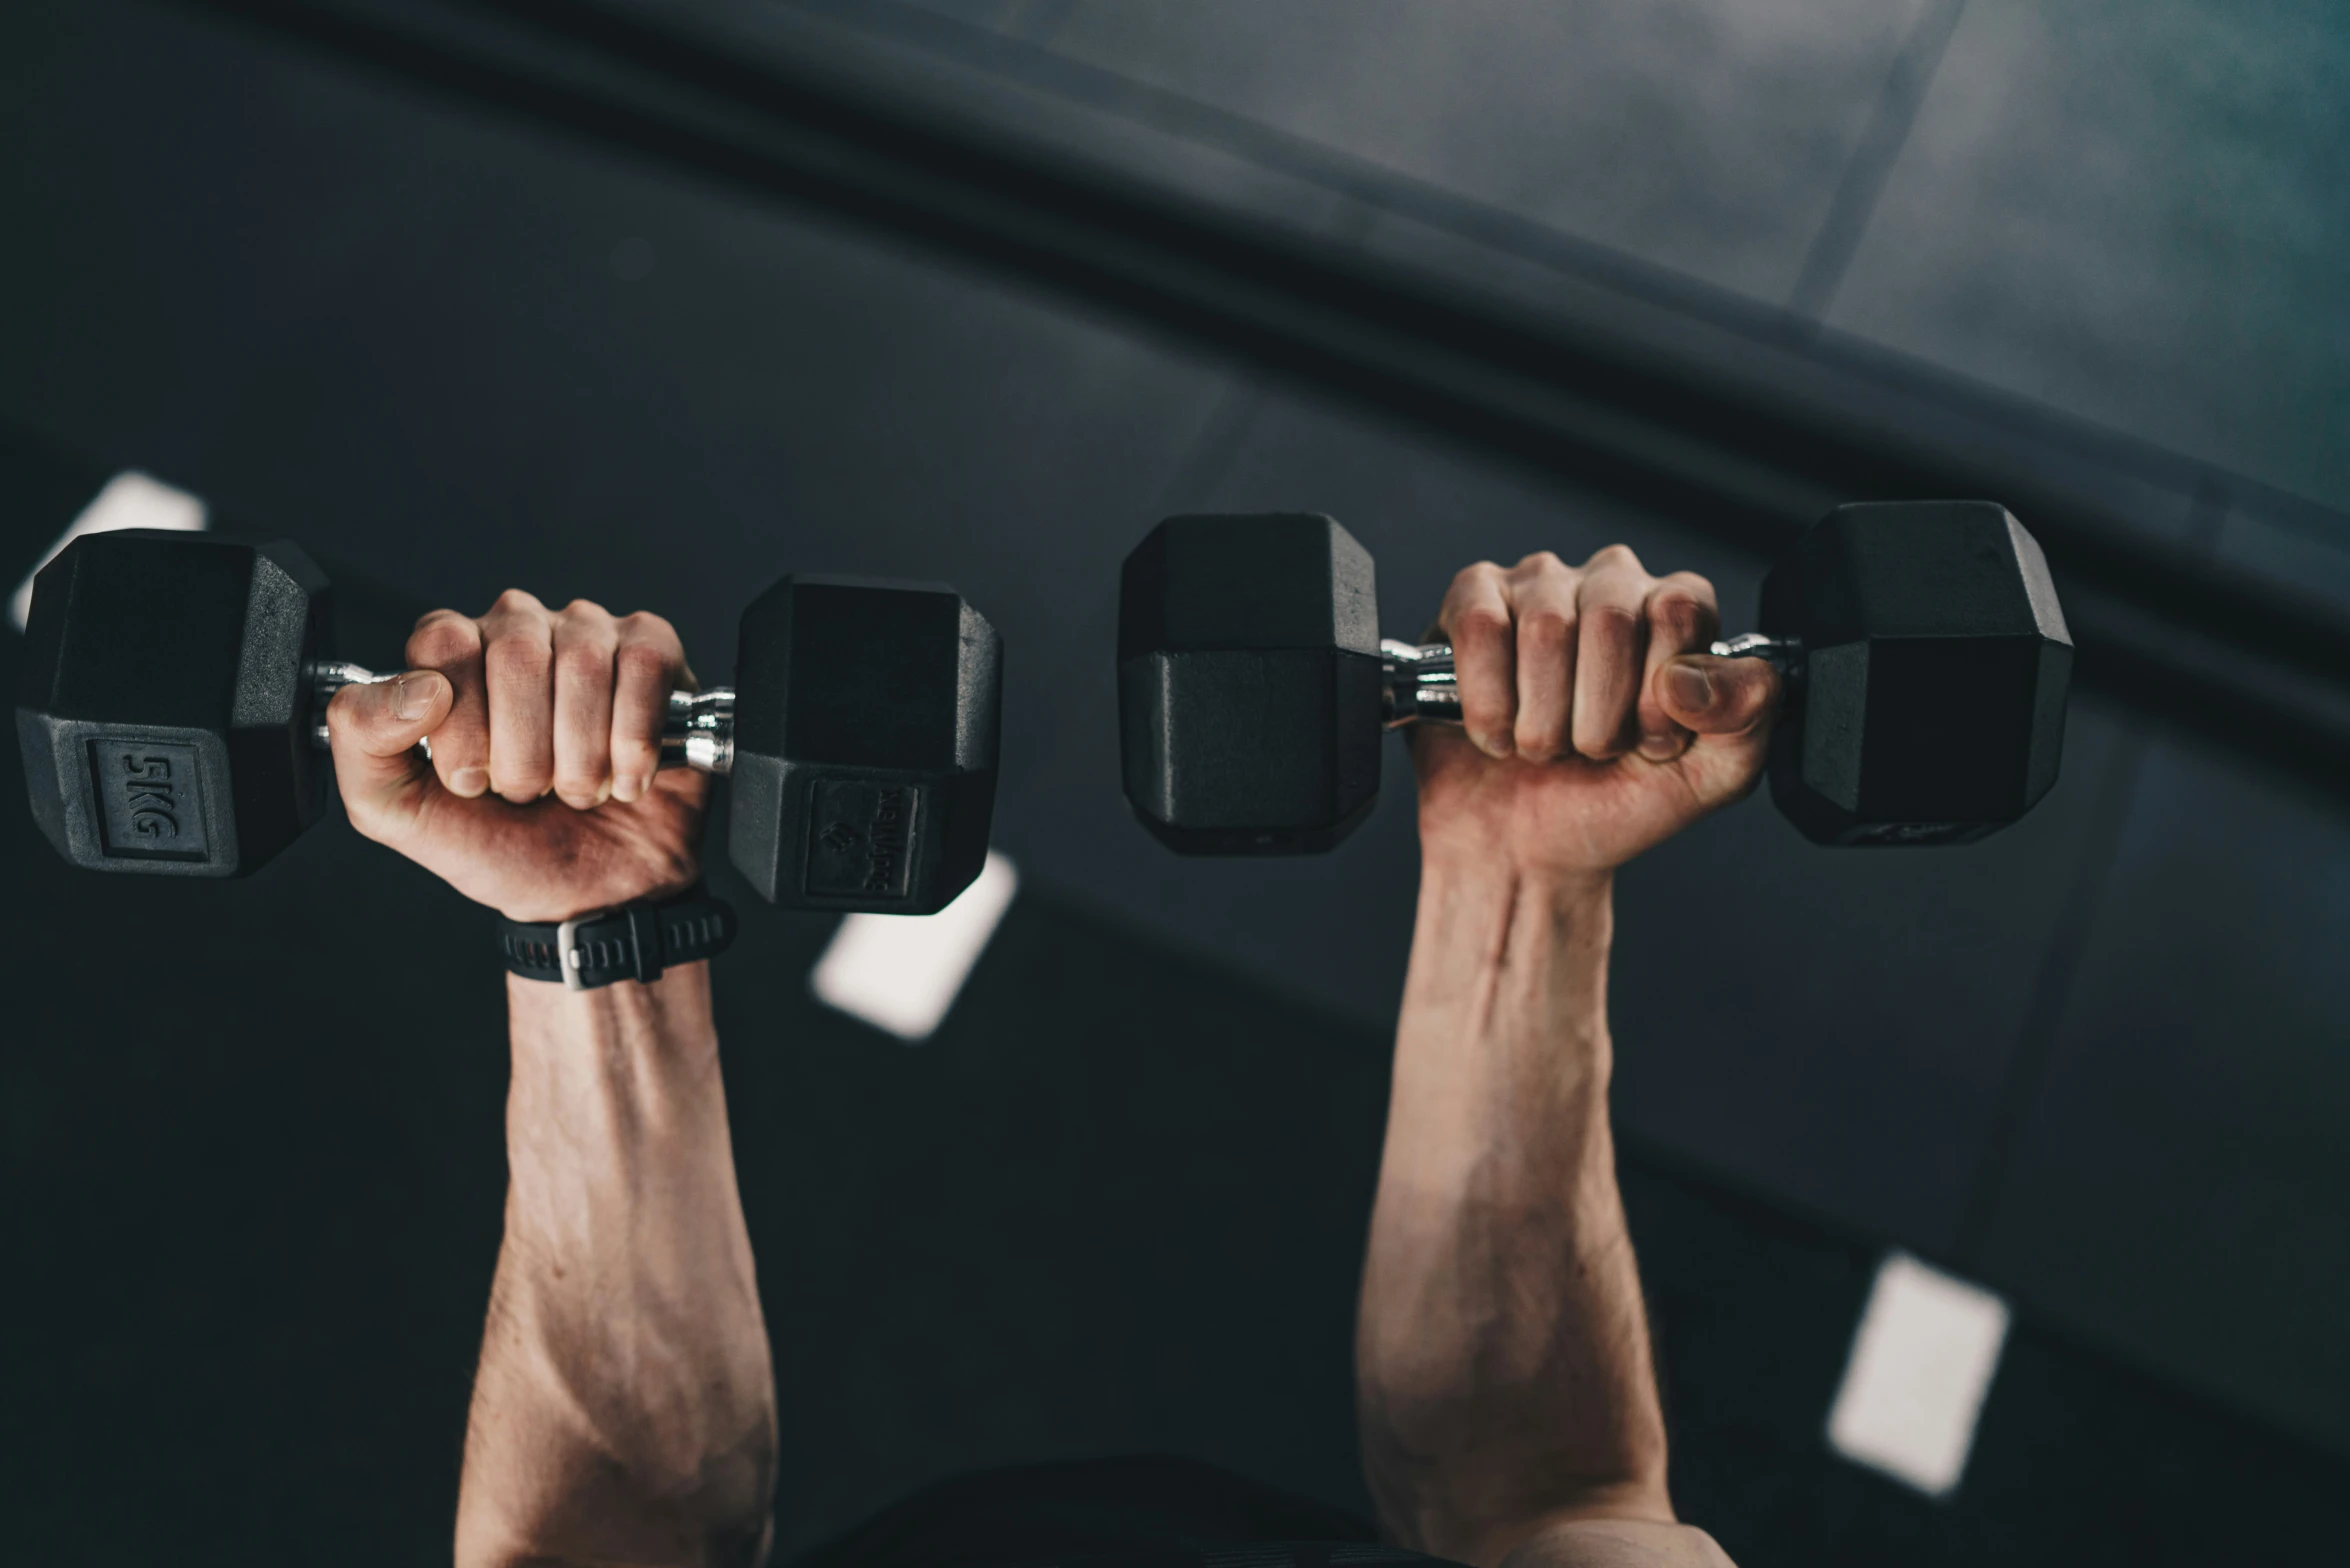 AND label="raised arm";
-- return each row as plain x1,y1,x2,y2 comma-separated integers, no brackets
1355,546,1778,1568
327,592,777,1568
